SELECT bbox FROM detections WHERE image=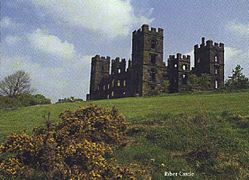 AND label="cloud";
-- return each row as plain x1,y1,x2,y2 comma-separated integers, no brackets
31,0,153,37
28,29,76,59
226,22,249,36
4,35,22,46
0,54,92,102
0,17,17,29
224,47,249,77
